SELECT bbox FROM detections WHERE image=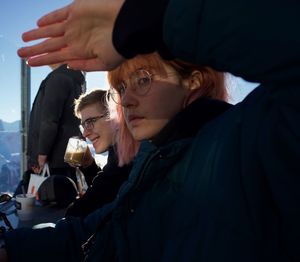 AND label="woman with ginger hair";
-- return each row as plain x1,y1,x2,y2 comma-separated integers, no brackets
1,52,231,262
108,52,228,166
